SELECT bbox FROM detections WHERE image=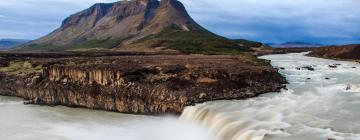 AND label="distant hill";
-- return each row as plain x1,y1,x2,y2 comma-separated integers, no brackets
0,39,30,50
271,41,322,48
308,44,360,60
20,0,255,54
